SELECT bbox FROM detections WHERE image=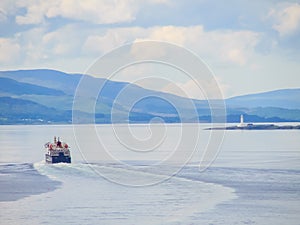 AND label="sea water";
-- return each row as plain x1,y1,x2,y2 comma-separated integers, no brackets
0,124,300,224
